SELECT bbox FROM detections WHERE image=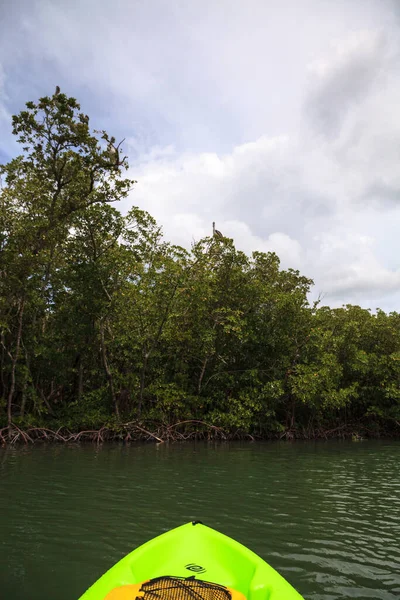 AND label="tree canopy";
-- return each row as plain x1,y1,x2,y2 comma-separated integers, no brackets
1,91,399,443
